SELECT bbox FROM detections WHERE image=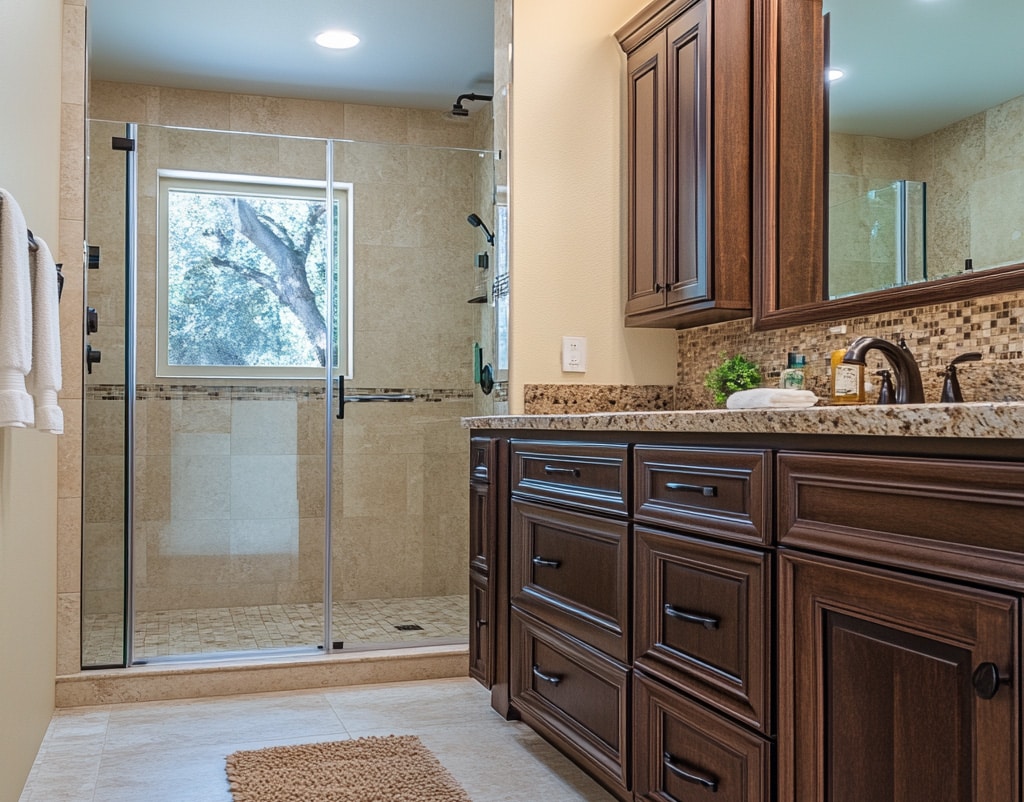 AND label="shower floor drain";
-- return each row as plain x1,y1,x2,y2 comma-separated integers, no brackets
394,624,424,631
